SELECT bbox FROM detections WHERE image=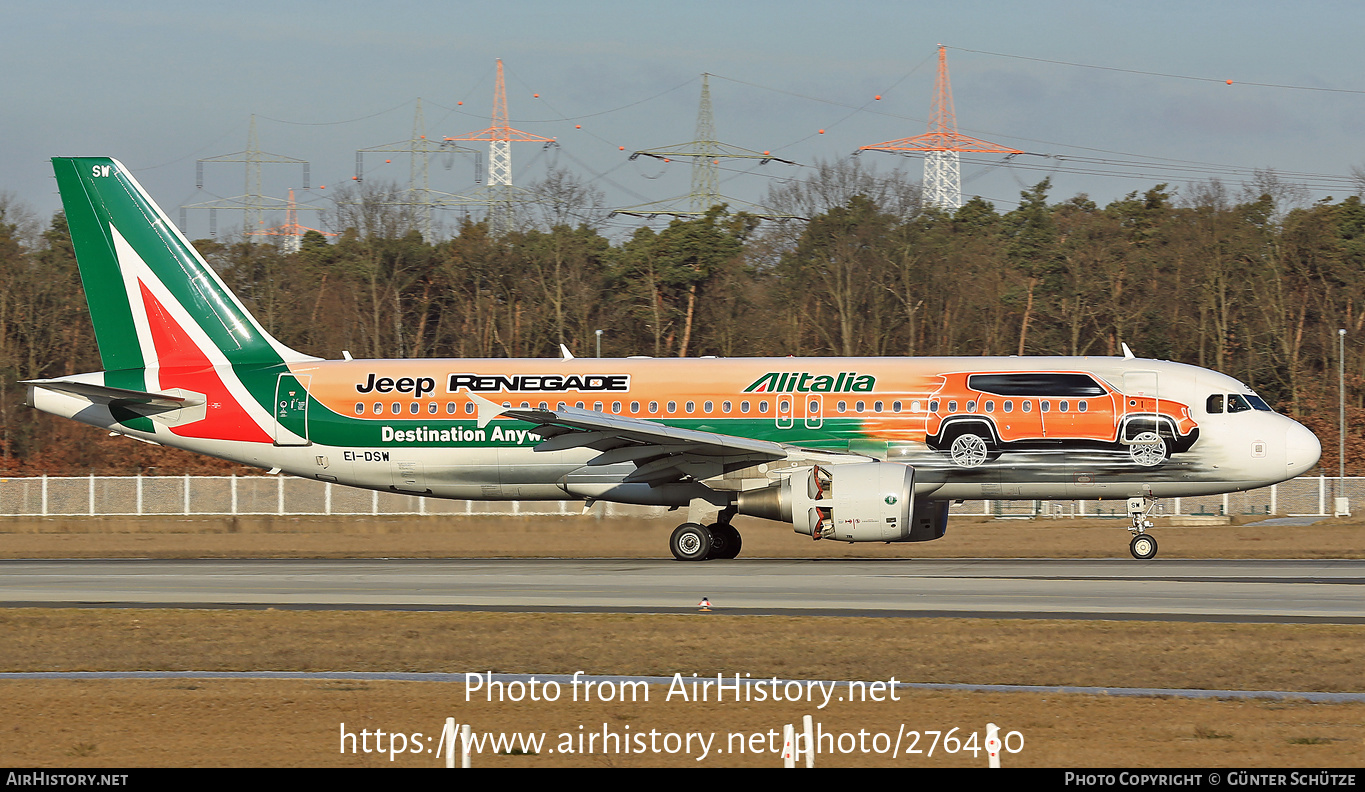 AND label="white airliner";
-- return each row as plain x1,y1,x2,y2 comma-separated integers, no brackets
25,158,1321,560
